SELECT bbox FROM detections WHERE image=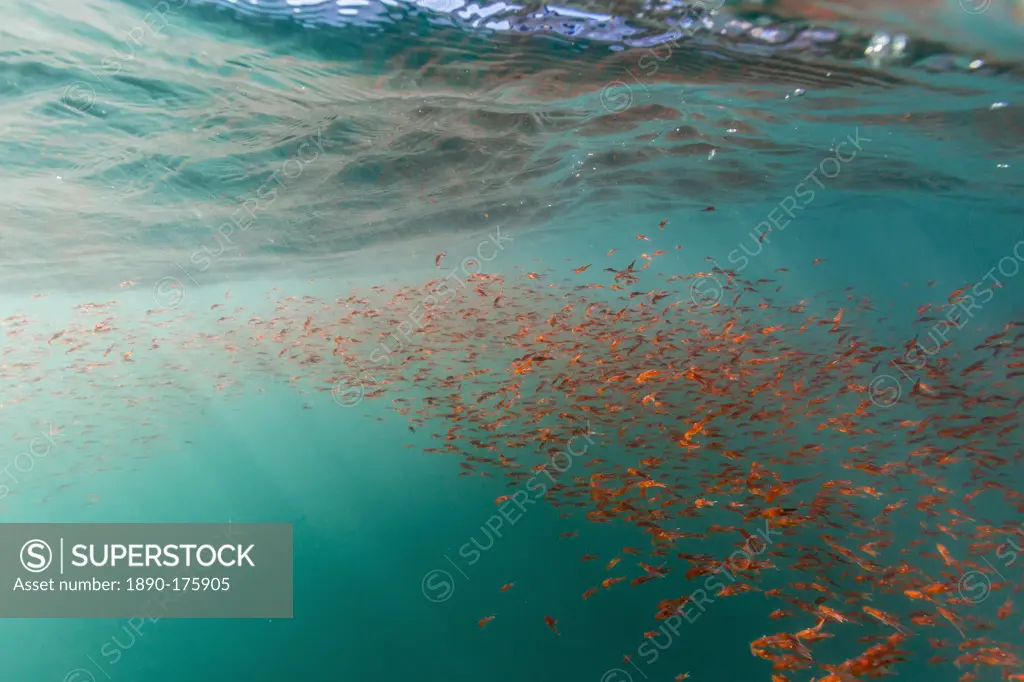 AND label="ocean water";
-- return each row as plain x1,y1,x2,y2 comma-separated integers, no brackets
1,0,1023,680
